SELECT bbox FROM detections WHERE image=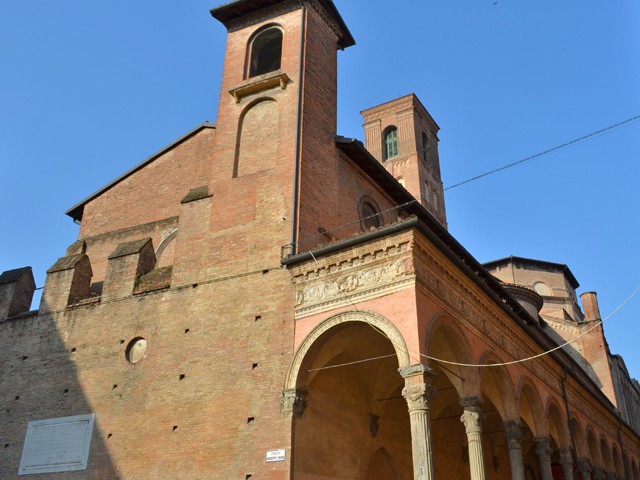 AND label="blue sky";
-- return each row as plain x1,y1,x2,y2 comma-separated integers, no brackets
1,1,639,378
